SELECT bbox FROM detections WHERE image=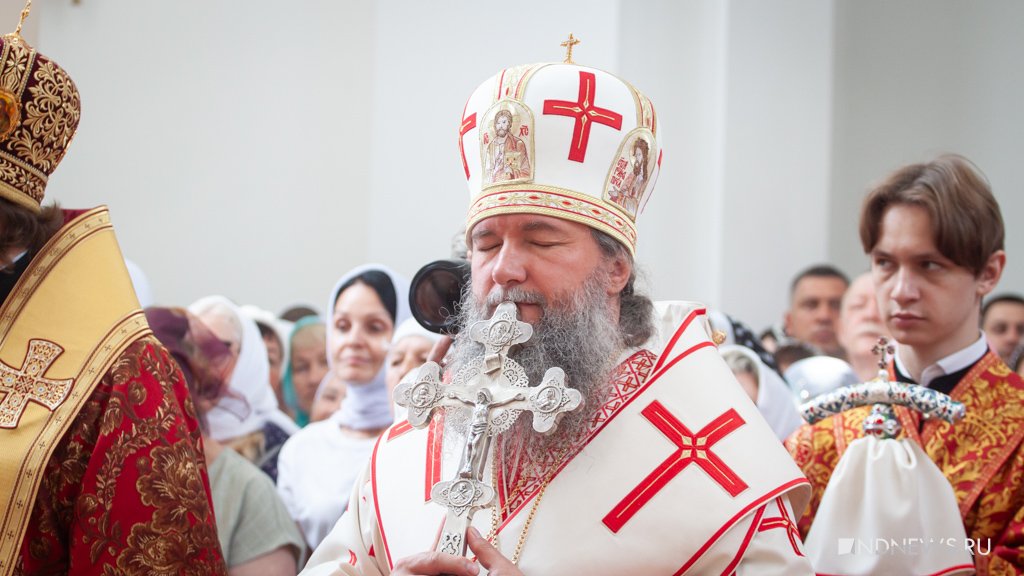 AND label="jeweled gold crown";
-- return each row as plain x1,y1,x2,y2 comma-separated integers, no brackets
459,36,662,255
0,25,81,212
